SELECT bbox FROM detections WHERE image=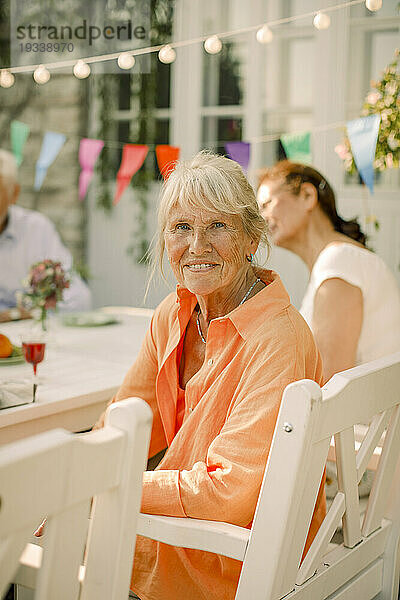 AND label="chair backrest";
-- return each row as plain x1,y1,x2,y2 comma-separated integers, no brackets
0,397,152,600
237,352,400,600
